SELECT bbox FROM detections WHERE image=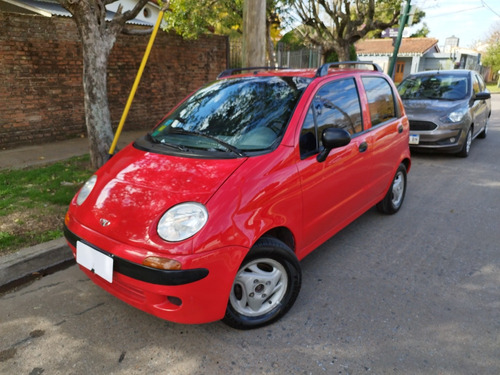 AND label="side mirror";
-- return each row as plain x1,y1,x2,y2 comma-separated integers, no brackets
317,128,351,163
475,91,491,101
